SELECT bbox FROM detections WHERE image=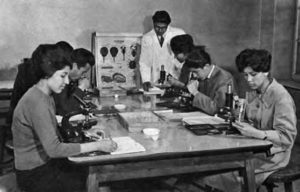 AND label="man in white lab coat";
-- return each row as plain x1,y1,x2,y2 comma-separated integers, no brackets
139,10,185,91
